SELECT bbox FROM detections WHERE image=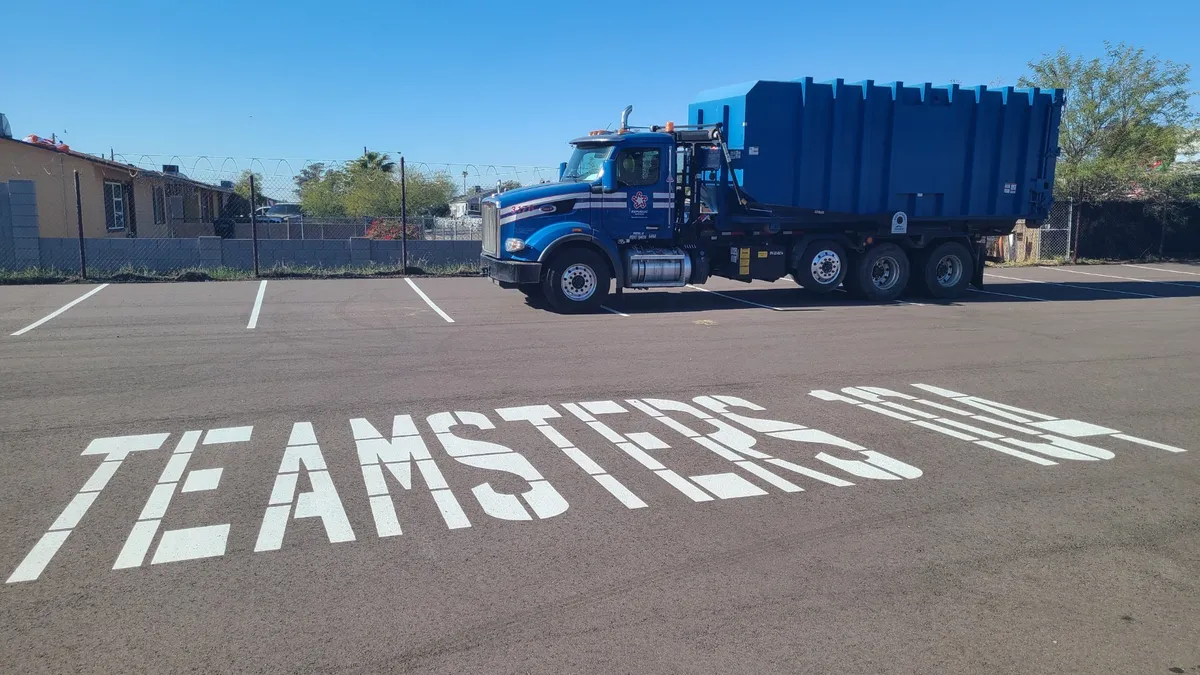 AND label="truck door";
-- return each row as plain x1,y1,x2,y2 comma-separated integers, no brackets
602,145,671,243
